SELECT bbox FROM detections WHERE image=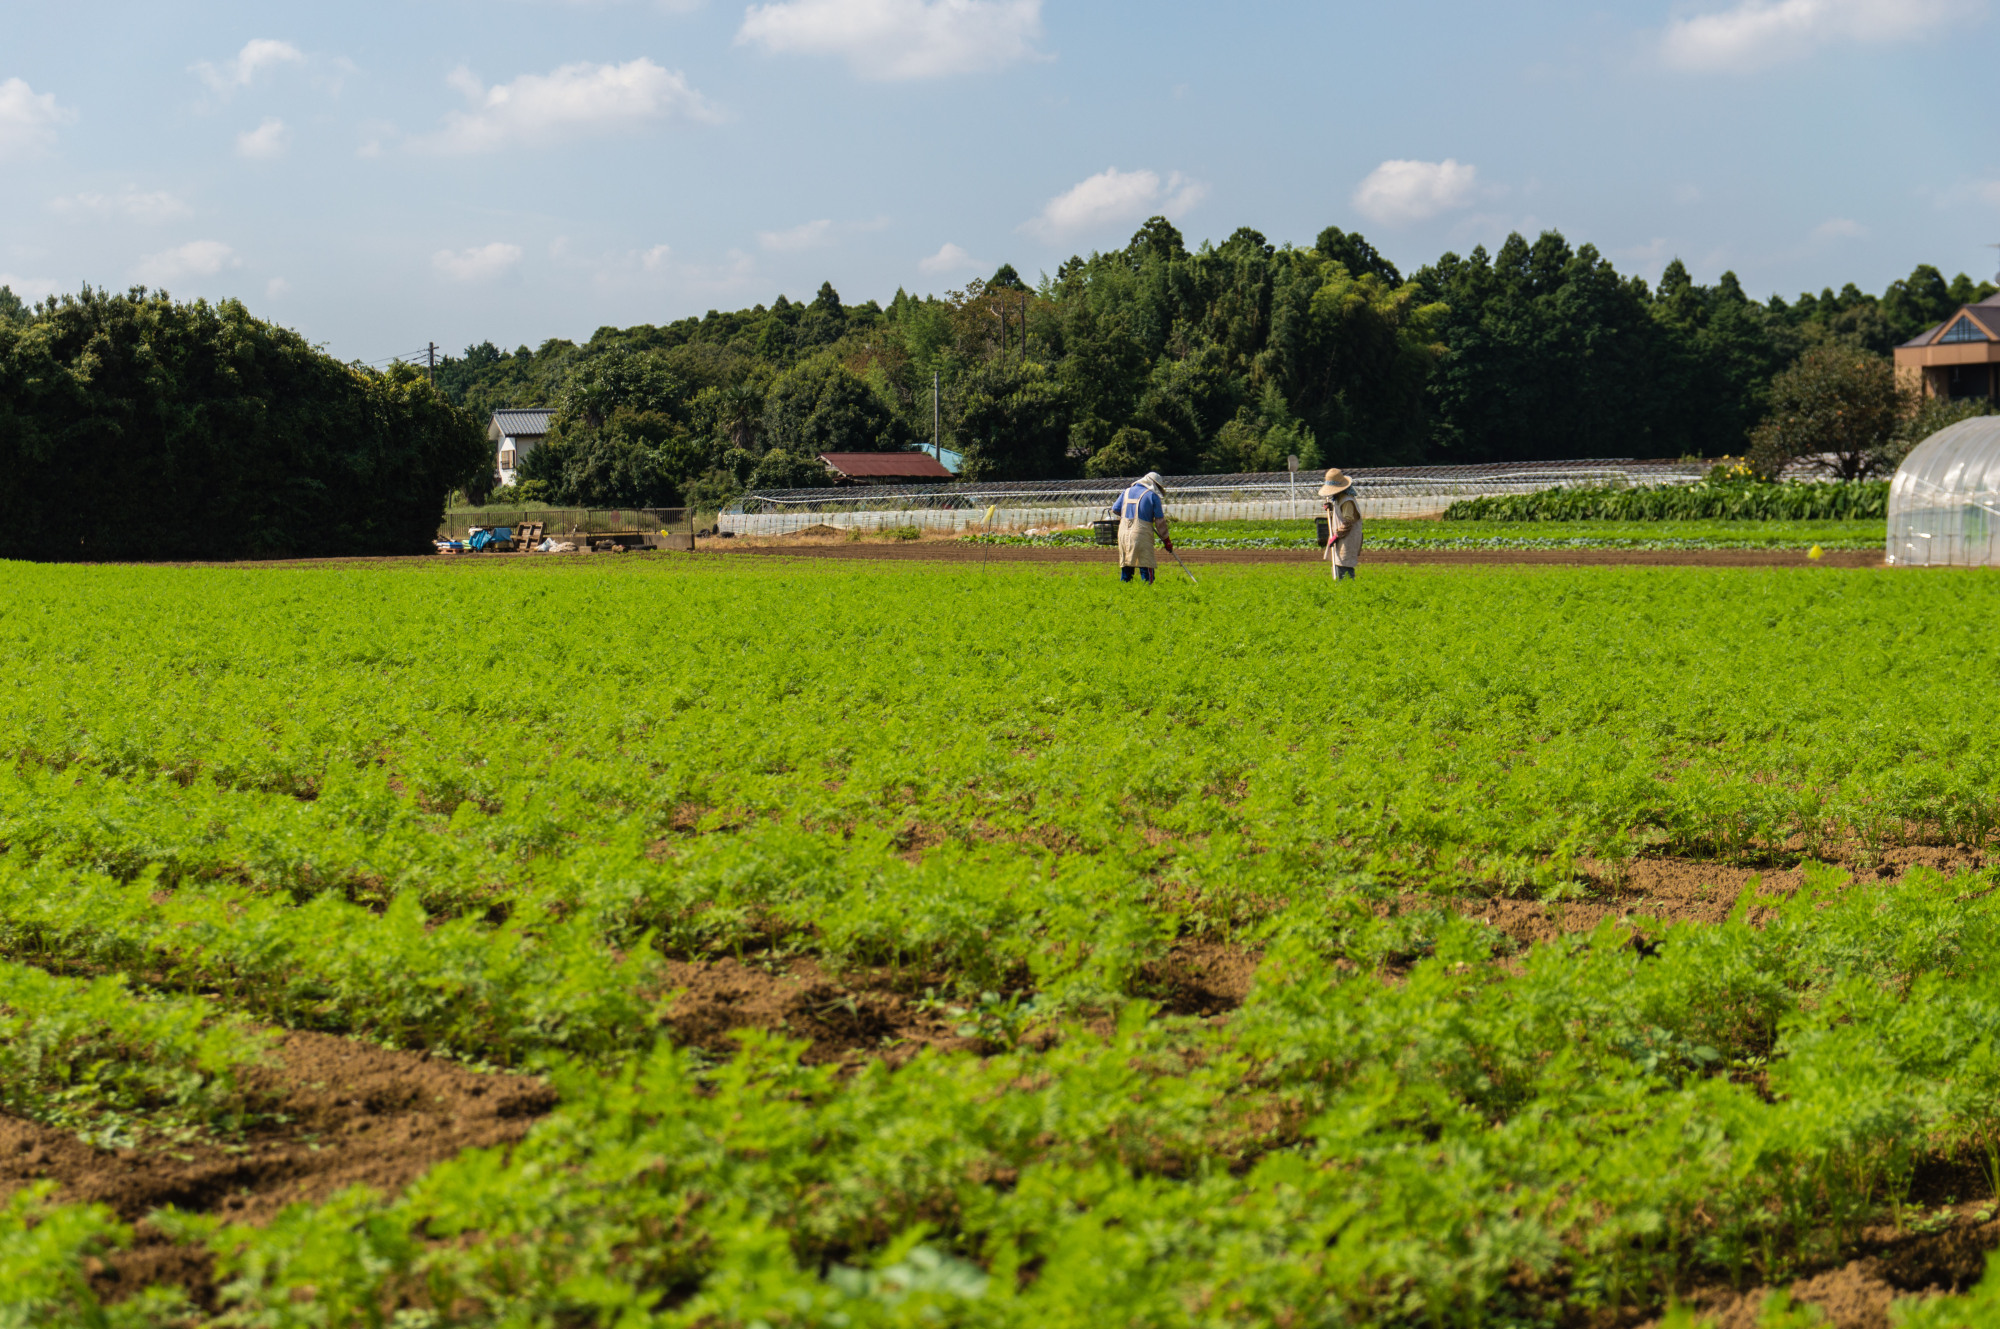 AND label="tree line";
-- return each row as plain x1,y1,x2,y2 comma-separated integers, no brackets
2,219,1987,557
0,287,487,560
430,217,1995,507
